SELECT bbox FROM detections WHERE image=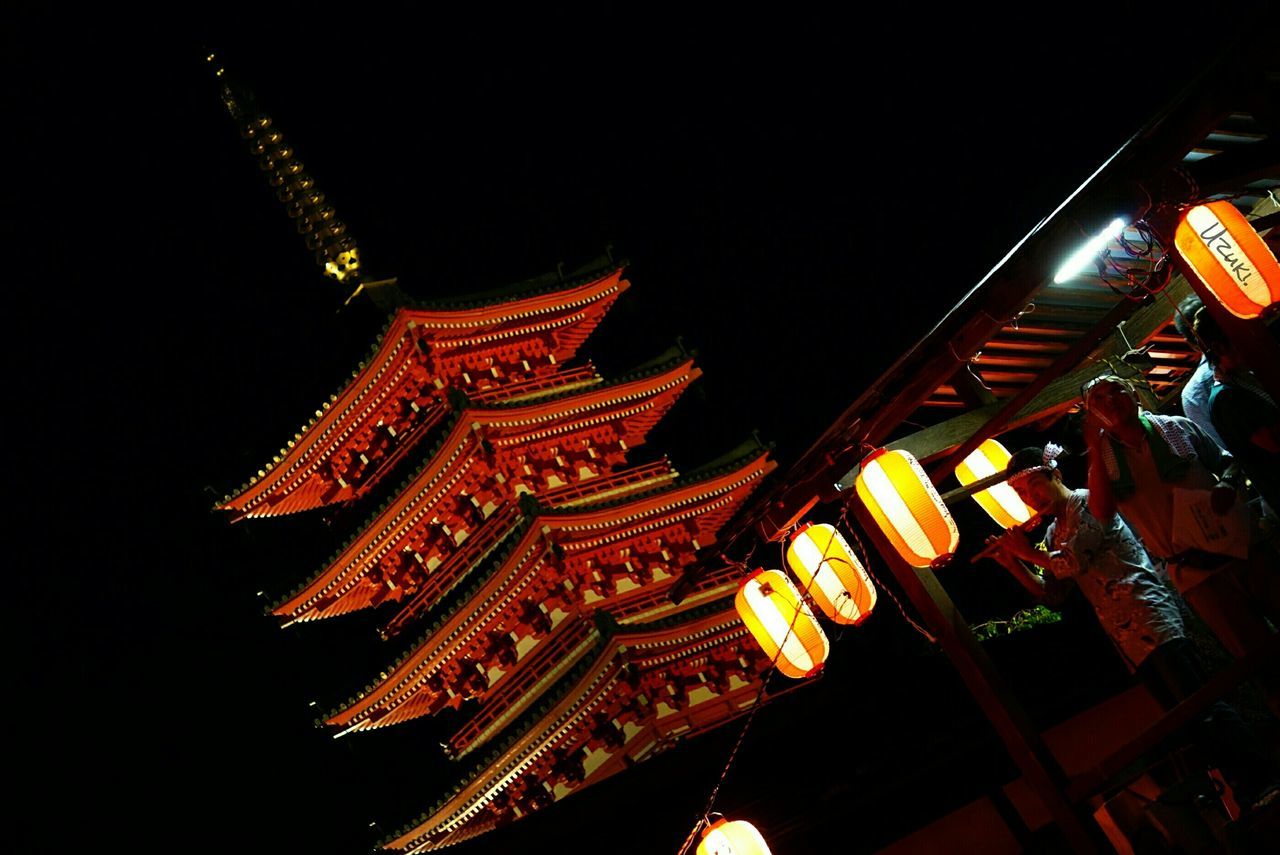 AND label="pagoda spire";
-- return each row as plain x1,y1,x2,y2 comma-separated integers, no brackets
205,51,402,308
